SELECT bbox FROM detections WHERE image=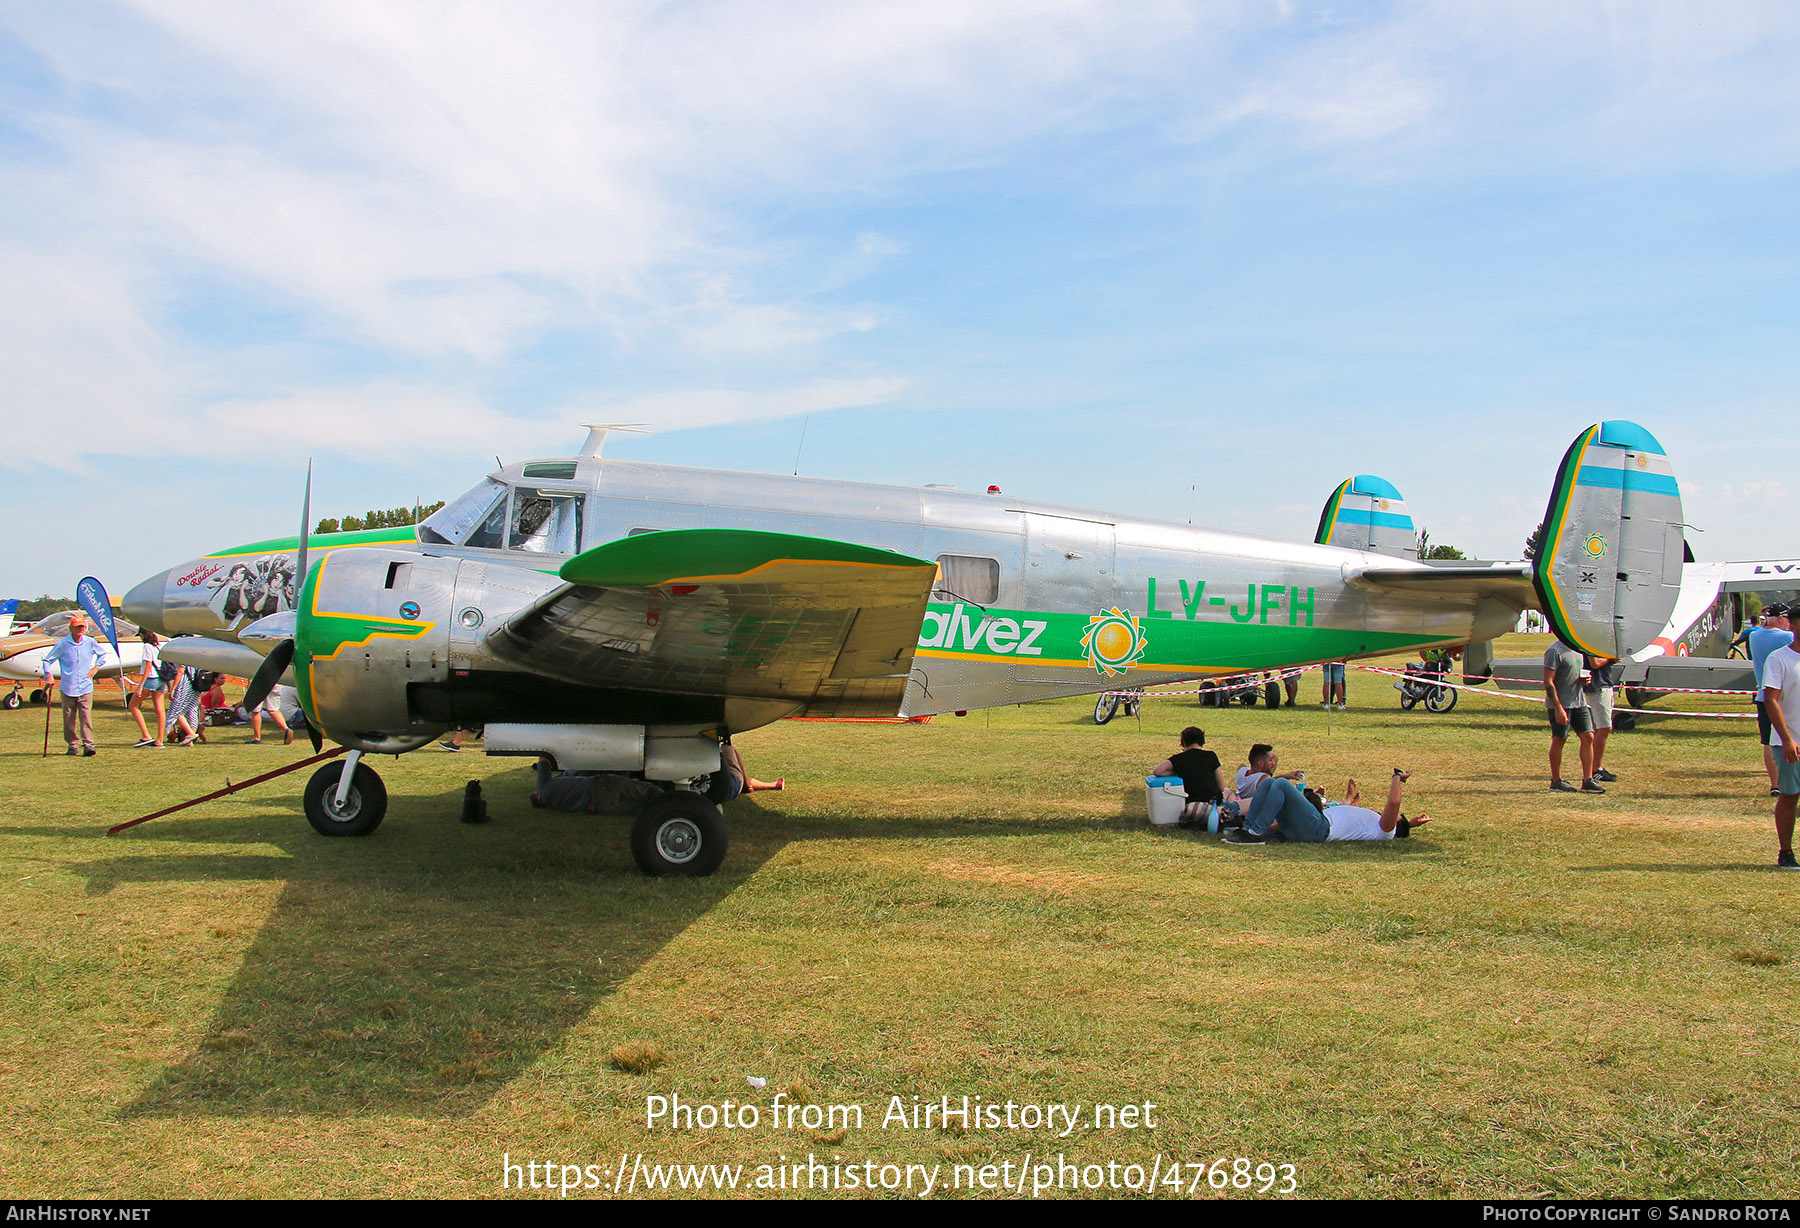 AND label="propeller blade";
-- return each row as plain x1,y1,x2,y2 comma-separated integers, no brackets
308,722,323,754
241,639,295,713
296,459,313,596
